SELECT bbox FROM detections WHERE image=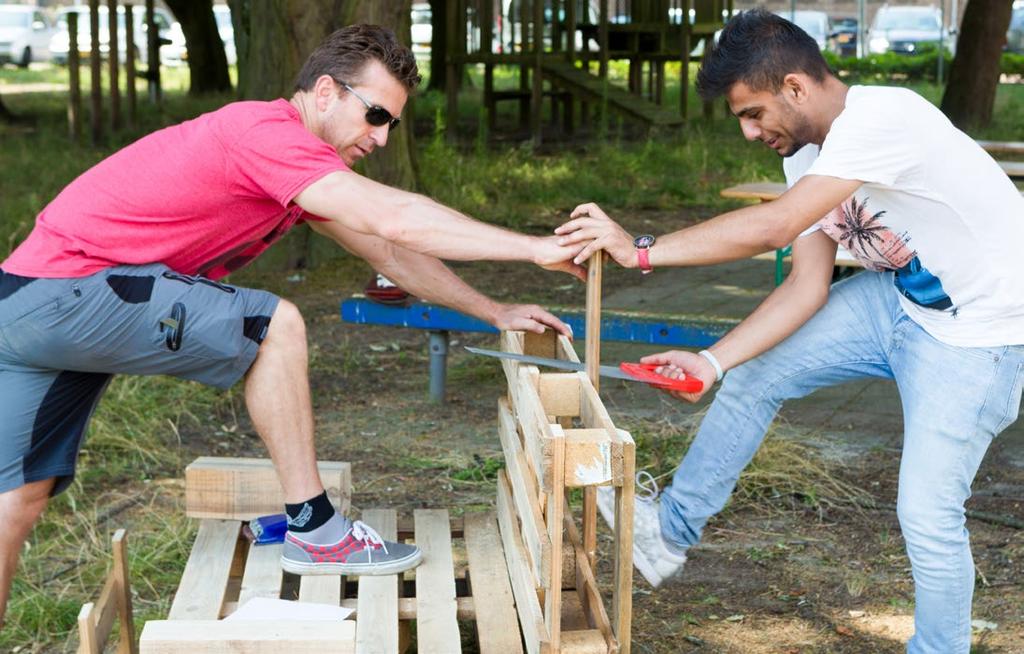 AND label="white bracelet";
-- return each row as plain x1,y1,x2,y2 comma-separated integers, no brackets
698,349,724,382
